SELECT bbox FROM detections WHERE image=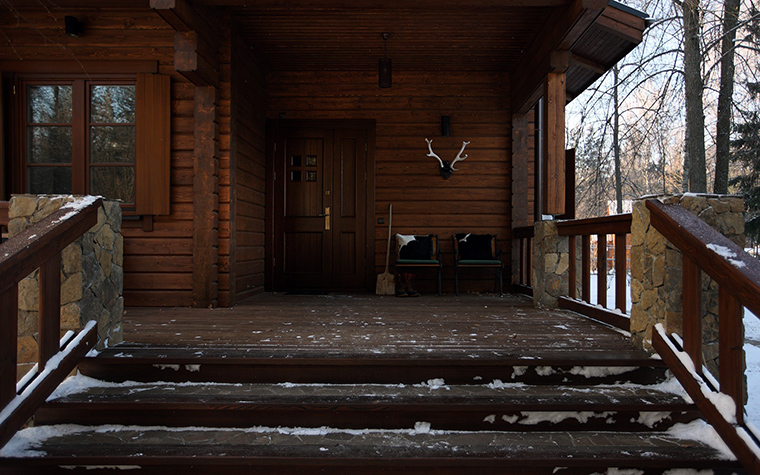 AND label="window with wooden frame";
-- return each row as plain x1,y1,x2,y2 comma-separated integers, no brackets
11,73,170,216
